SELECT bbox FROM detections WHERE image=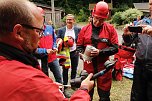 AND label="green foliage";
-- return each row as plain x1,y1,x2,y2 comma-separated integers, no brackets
55,0,85,15
111,12,123,25
31,0,146,25
77,9,90,22
111,4,129,16
61,16,66,23
121,8,143,24
111,8,143,25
